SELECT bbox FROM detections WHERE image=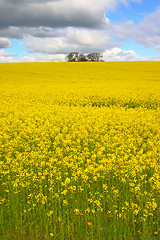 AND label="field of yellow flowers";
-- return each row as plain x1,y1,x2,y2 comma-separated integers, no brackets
0,62,160,239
